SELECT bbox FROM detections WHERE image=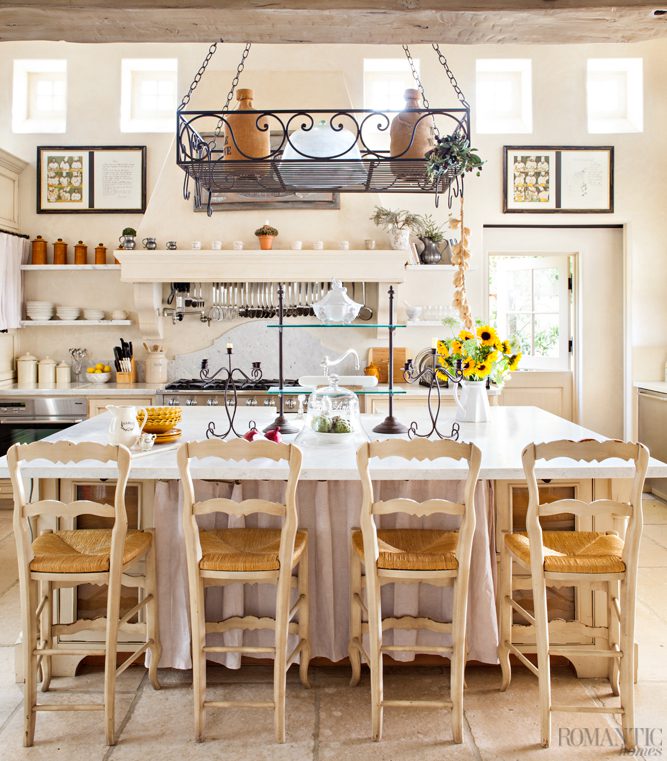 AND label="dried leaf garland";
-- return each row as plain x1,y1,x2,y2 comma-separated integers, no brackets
450,198,473,330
